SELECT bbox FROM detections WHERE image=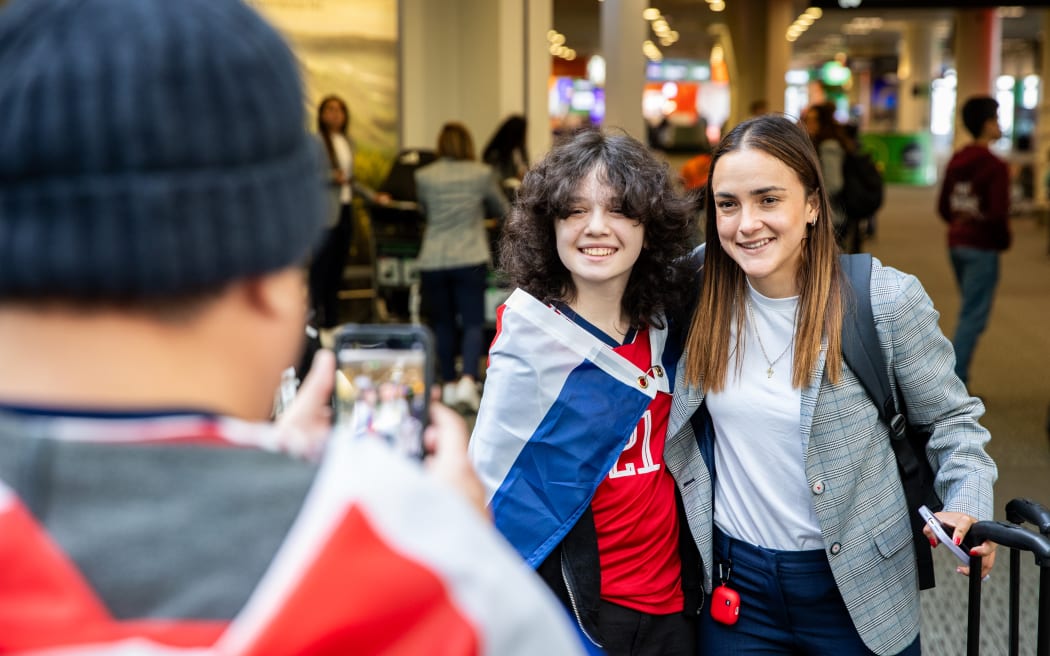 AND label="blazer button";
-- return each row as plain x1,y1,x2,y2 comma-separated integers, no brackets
829,542,842,556
811,481,825,495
